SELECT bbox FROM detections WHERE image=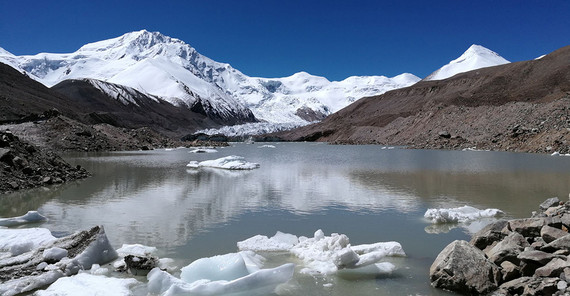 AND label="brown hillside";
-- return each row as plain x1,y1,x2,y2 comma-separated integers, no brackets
278,45,570,153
